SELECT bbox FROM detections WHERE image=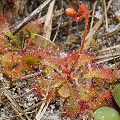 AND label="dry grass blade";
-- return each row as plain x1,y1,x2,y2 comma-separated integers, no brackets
103,0,108,31
36,100,50,120
8,102,25,120
90,1,97,30
3,89,30,120
96,44,120,53
43,0,56,39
